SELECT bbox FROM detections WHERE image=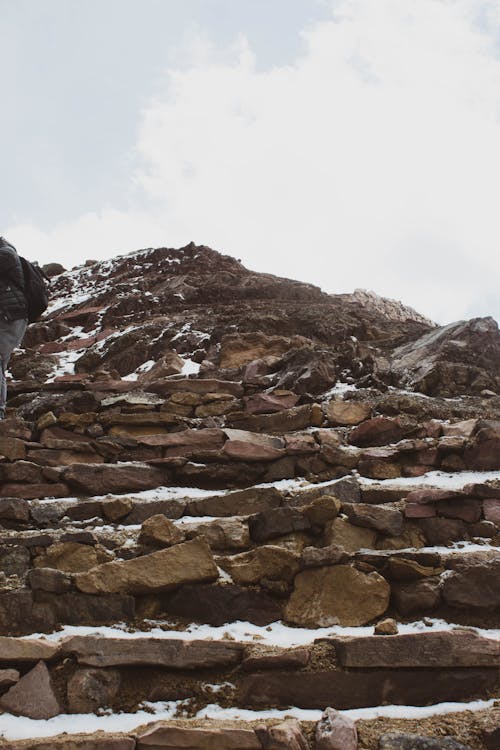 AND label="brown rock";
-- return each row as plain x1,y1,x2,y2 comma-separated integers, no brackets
342,503,403,536
348,417,406,447
255,719,310,750
165,582,283,626
101,496,134,522
484,499,500,525
64,463,168,495
28,567,72,593
139,514,185,547
0,661,61,719
323,518,377,552
0,669,19,690
137,724,261,749
219,545,300,585
384,557,443,581
437,498,482,523
219,331,300,369
442,558,500,608
245,390,299,414
0,498,29,521
315,707,357,750
284,564,390,627
0,482,69,500
374,617,399,635
34,542,112,573
148,378,244,398
249,507,311,543
224,440,285,462
67,667,121,713
243,647,310,671
0,437,26,460
75,538,219,595
187,486,282,518
333,630,500,667
302,496,341,527
392,579,442,615
228,404,322,433
301,545,349,568
326,400,371,426
64,635,242,668
183,517,250,551
442,419,478,438
0,637,60,662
